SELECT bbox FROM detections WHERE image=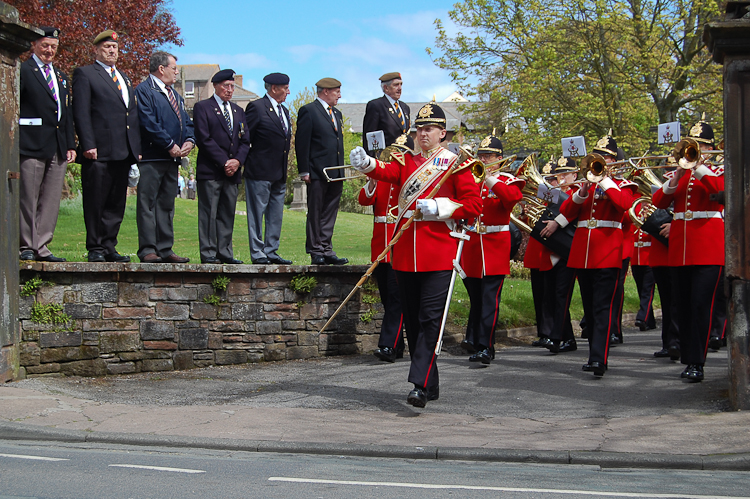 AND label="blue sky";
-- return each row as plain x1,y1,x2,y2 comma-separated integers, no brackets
167,0,462,103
